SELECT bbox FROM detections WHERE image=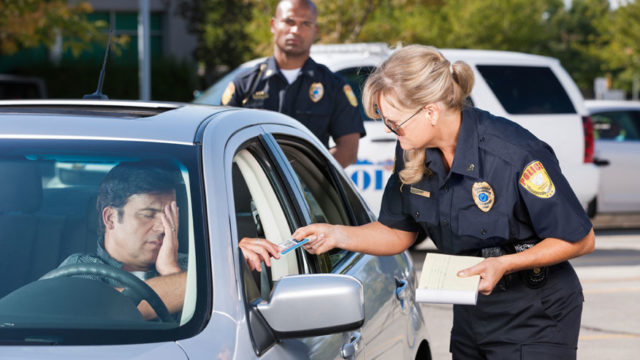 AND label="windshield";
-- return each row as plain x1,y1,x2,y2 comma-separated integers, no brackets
193,67,250,105
0,139,207,345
